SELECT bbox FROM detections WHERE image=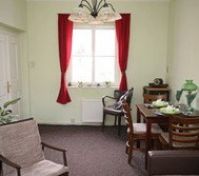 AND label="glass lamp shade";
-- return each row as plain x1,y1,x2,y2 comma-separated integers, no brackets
68,7,90,23
98,7,121,22
88,17,104,24
182,80,198,92
69,4,121,24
